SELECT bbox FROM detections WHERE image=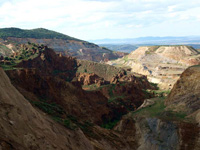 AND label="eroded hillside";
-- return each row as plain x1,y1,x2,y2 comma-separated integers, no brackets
107,45,200,89
1,42,200,149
